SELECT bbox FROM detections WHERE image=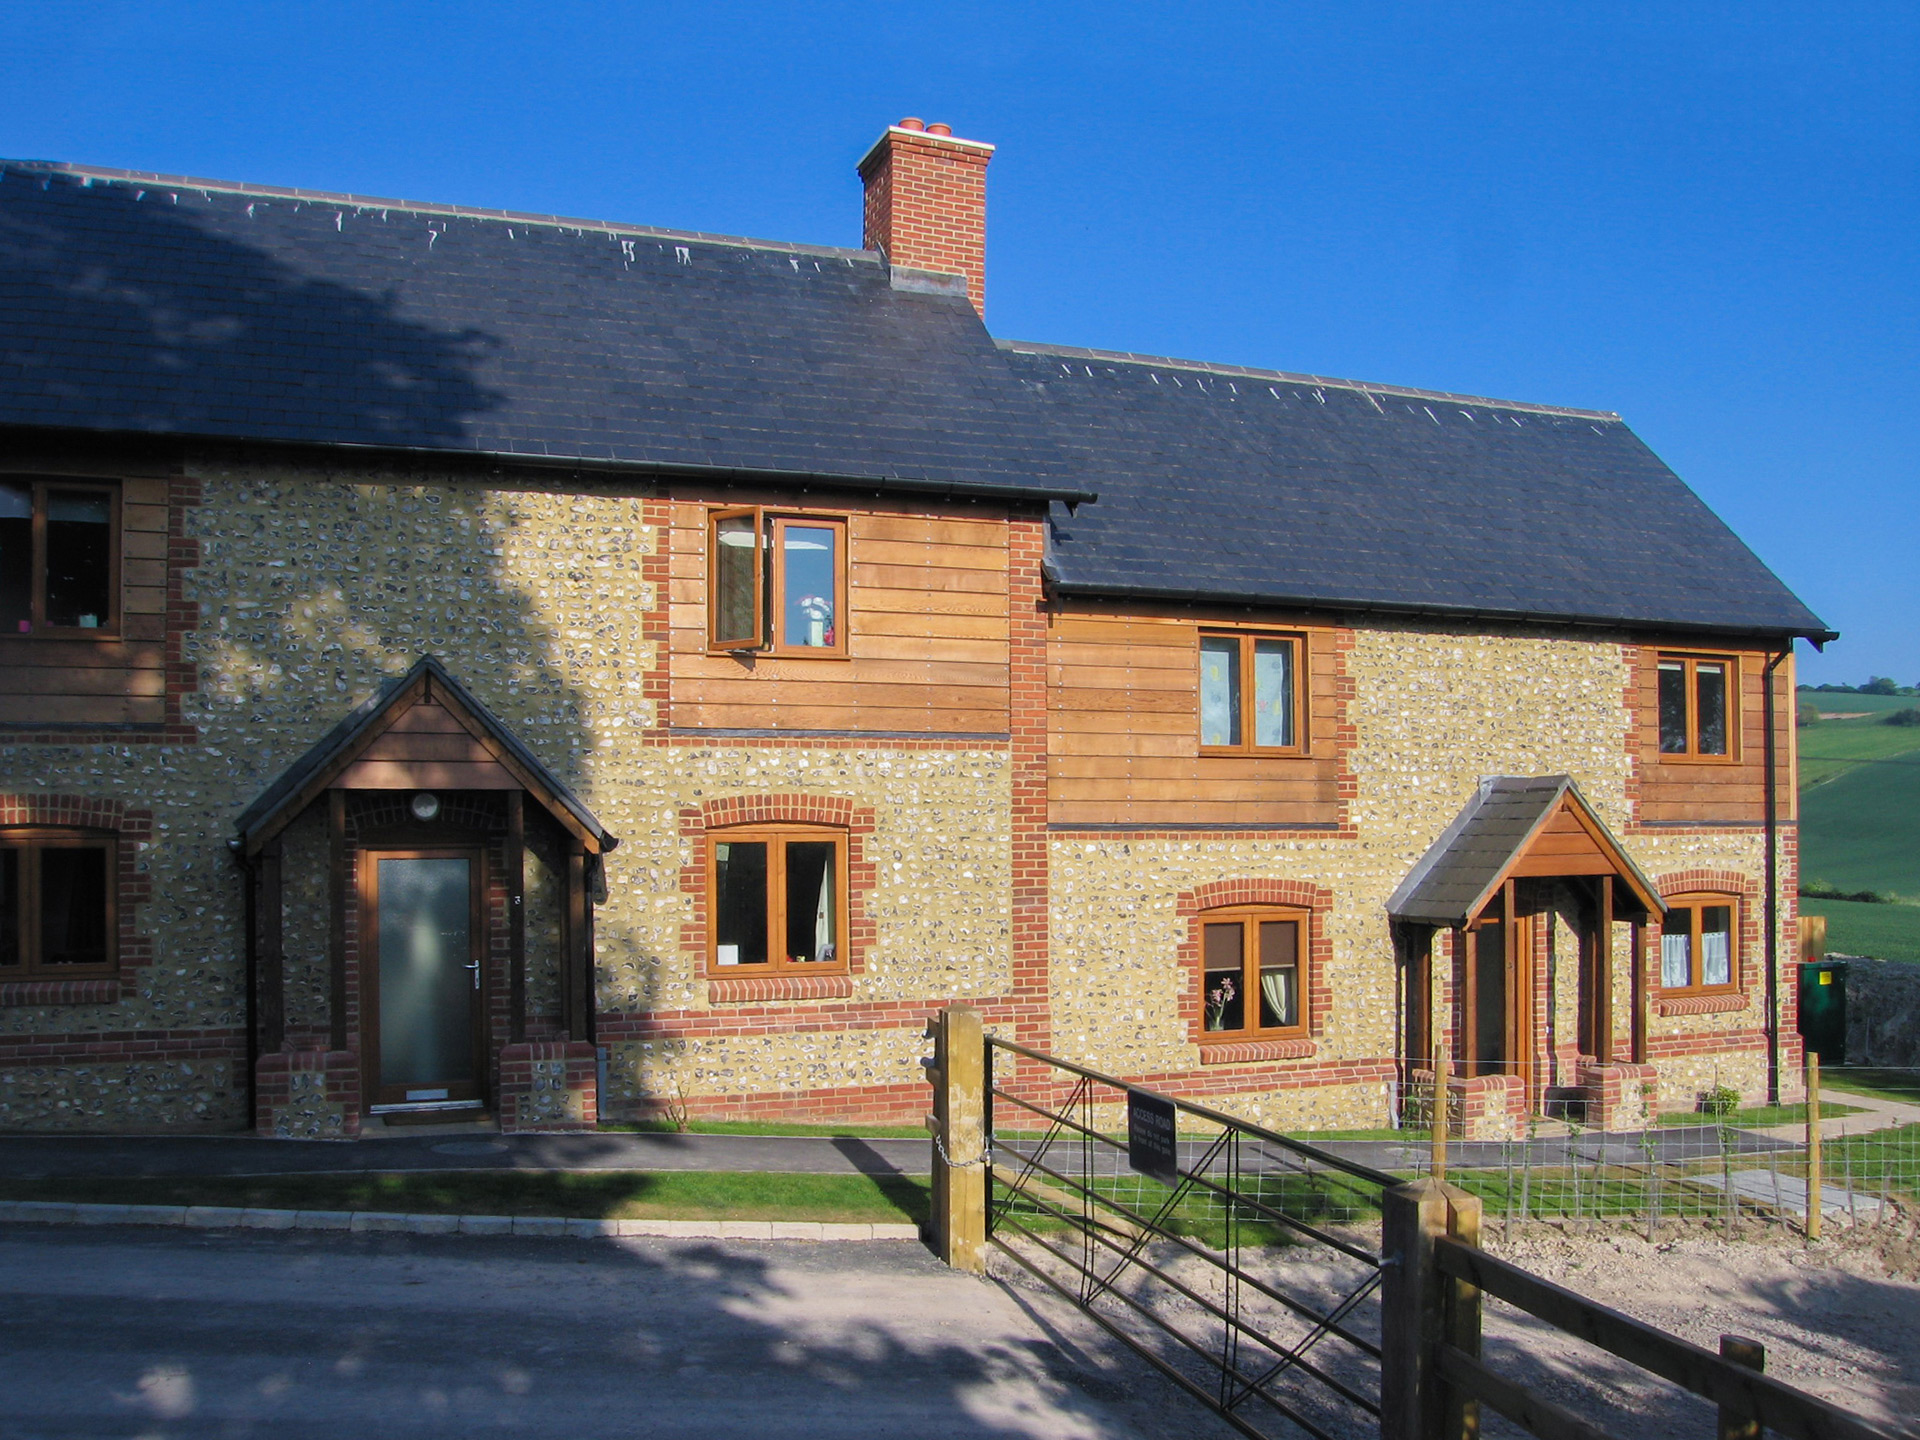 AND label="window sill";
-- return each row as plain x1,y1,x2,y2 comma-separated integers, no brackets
708,973,854,1005
1655,992,1748,1017
0,978,120,1007
1197,1037,1316,1065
